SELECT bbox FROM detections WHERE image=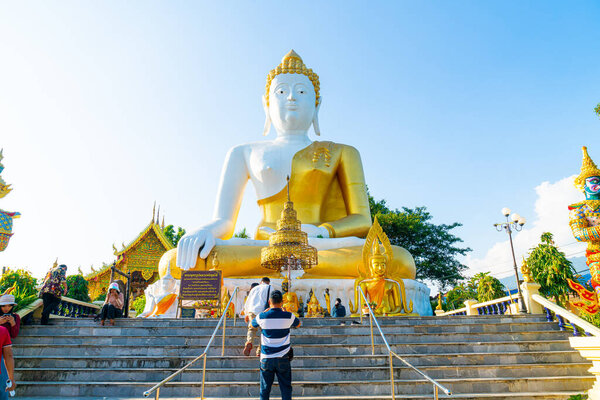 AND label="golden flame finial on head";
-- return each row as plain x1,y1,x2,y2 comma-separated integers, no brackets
265,50,320,107
360,217,393,277
574,146,600,191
